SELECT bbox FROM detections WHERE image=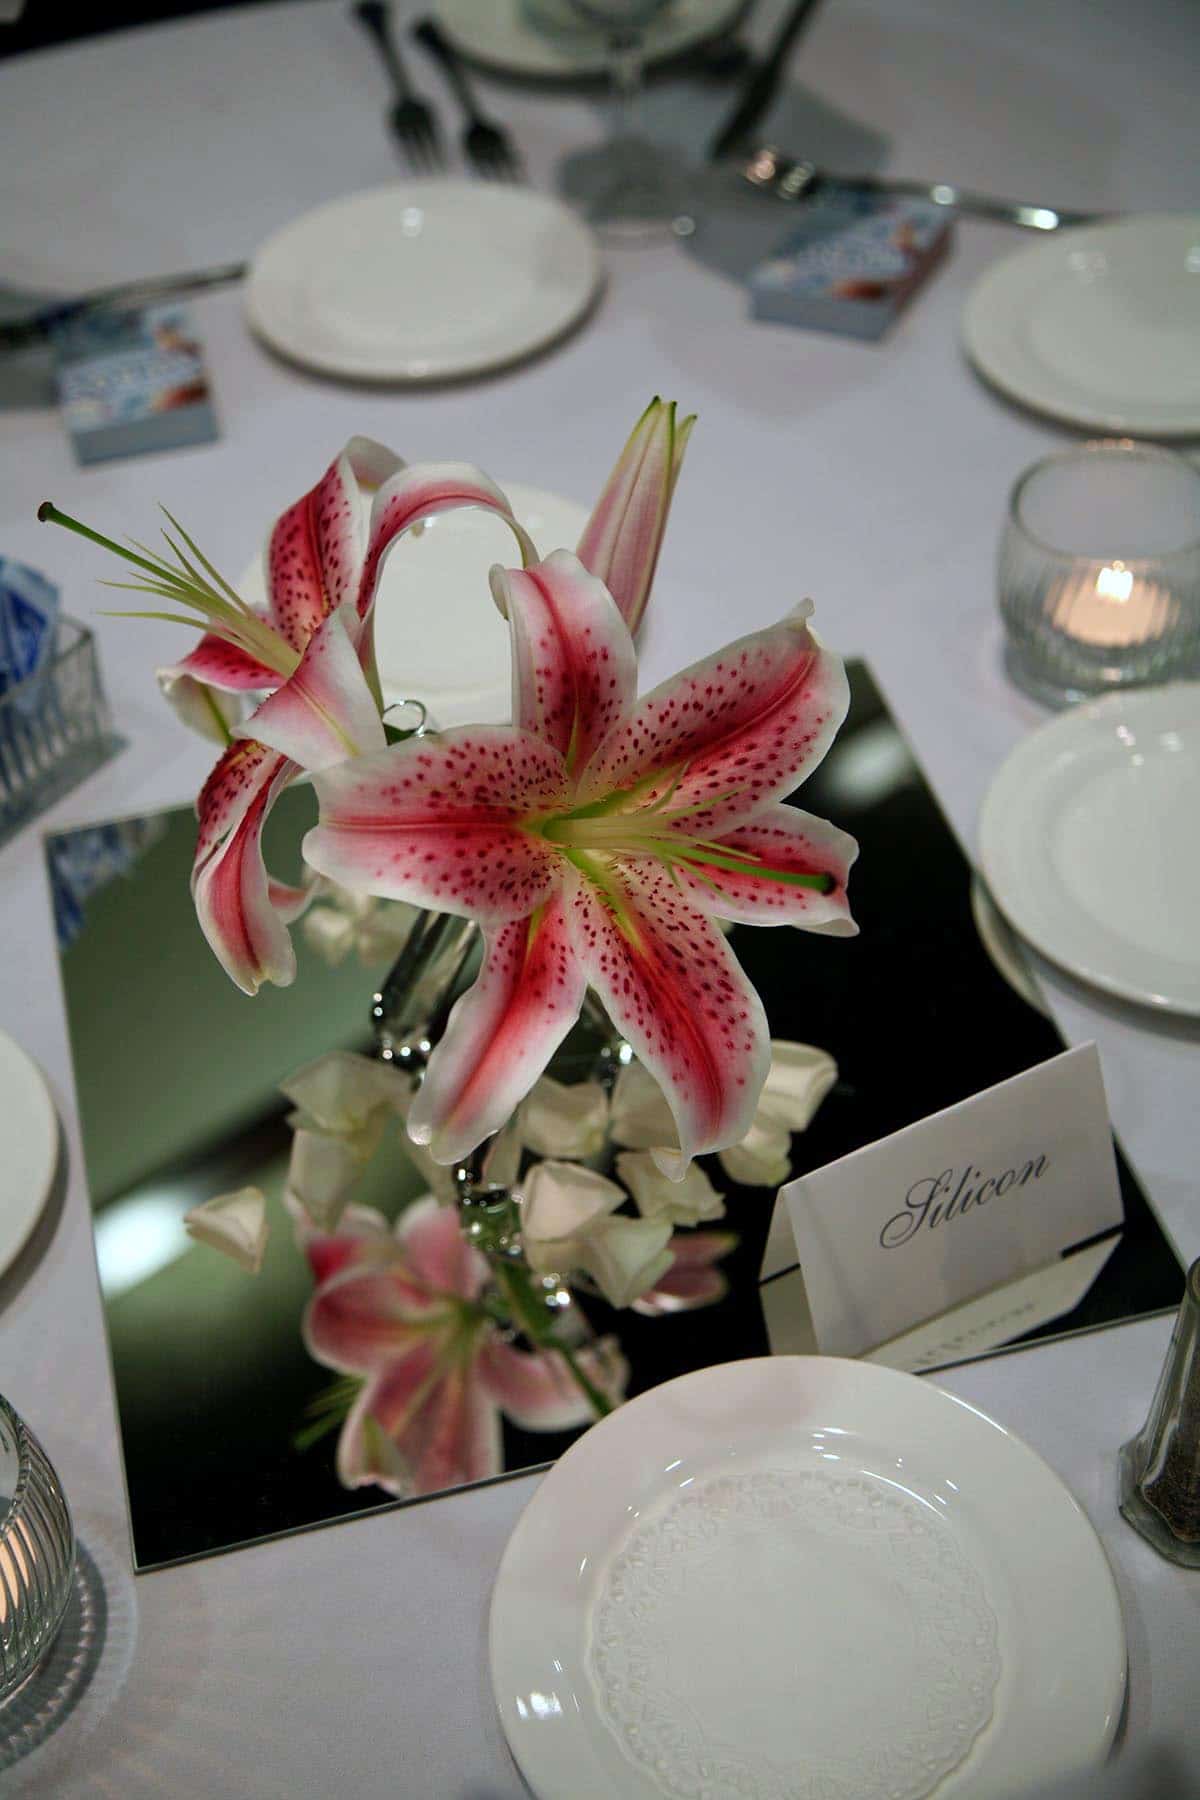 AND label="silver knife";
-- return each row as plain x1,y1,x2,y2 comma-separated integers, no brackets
0,261,247,354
